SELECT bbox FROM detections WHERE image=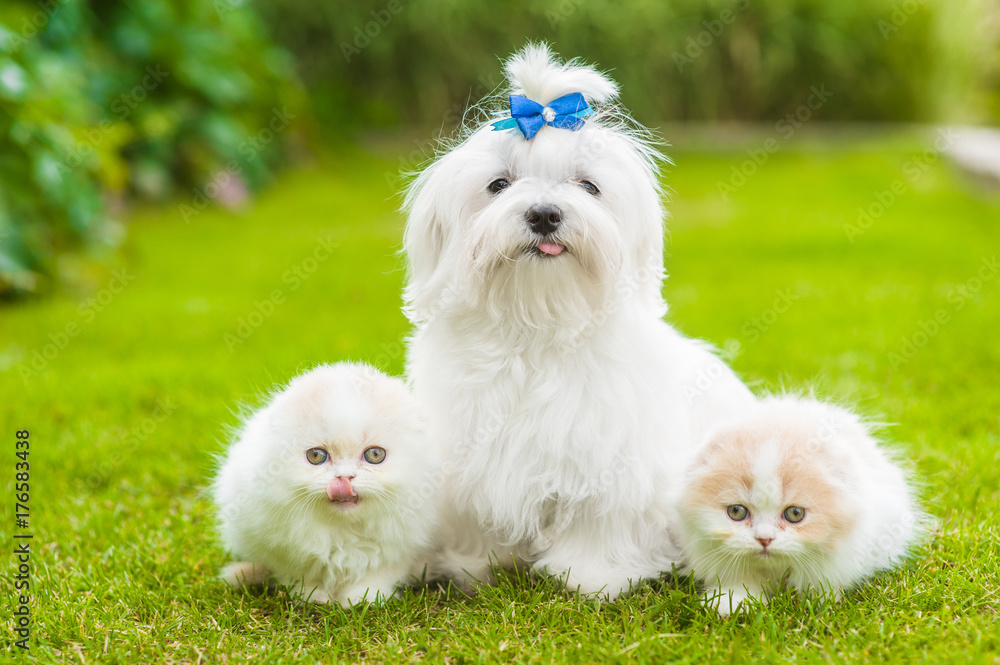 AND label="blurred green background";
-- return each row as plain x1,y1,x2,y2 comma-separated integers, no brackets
0,0,998,297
